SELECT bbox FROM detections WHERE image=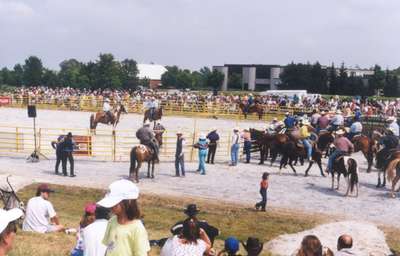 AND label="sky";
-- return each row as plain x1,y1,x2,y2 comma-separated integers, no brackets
1,0,400,71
